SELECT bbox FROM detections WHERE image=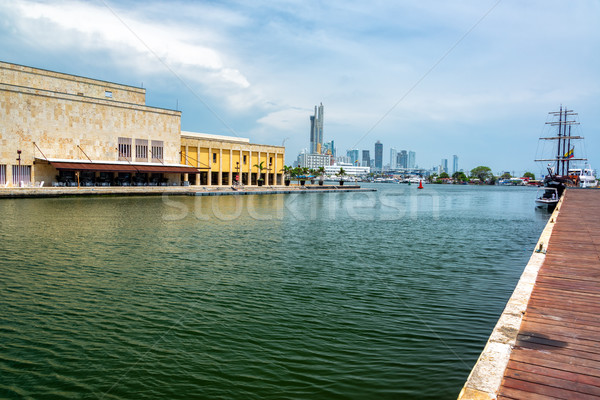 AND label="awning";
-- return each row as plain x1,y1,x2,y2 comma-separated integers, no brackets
47,161,200,174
